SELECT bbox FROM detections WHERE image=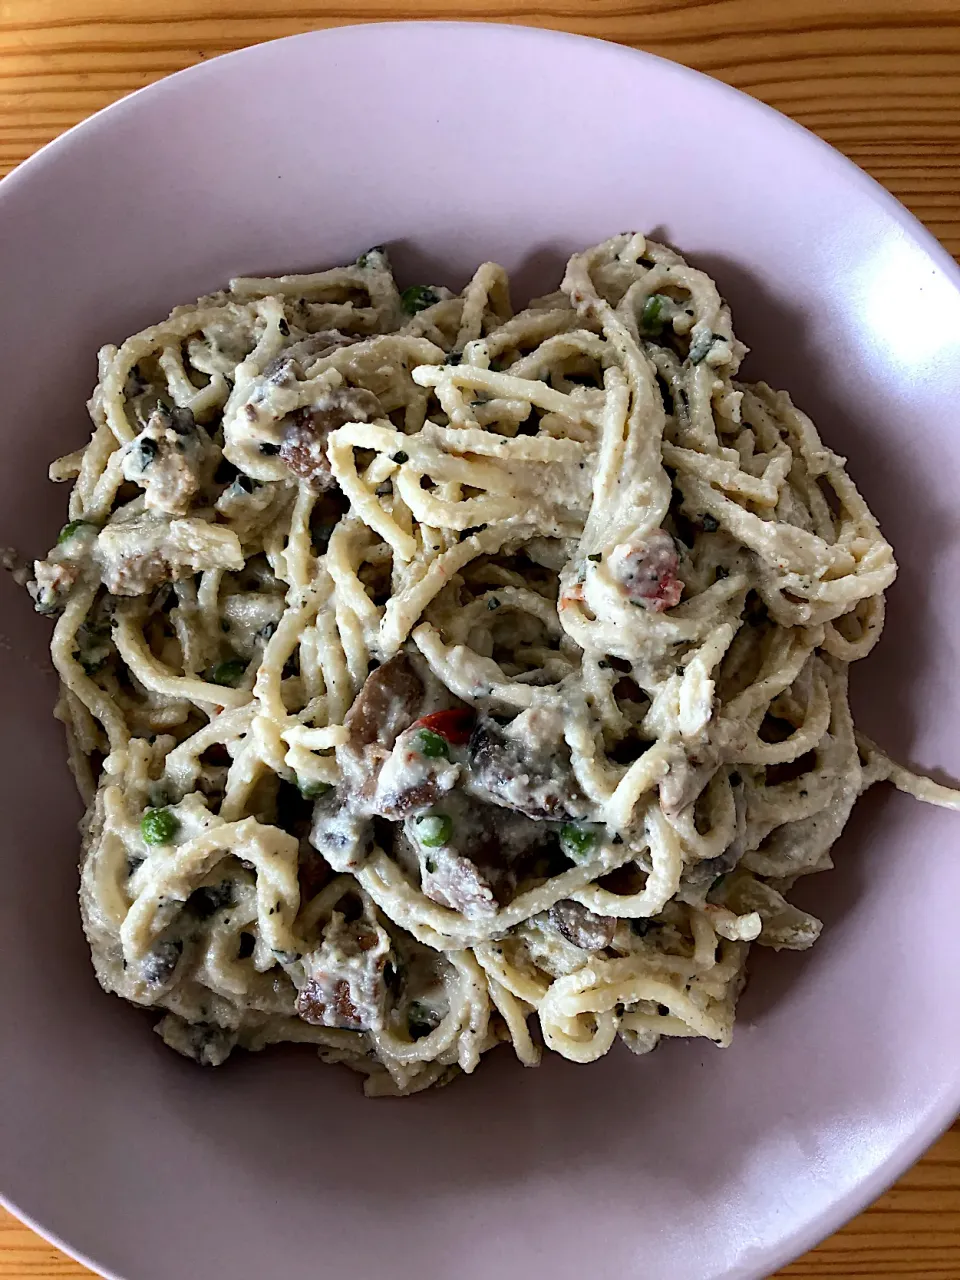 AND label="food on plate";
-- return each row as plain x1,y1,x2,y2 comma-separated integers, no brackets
21,234,959,1095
